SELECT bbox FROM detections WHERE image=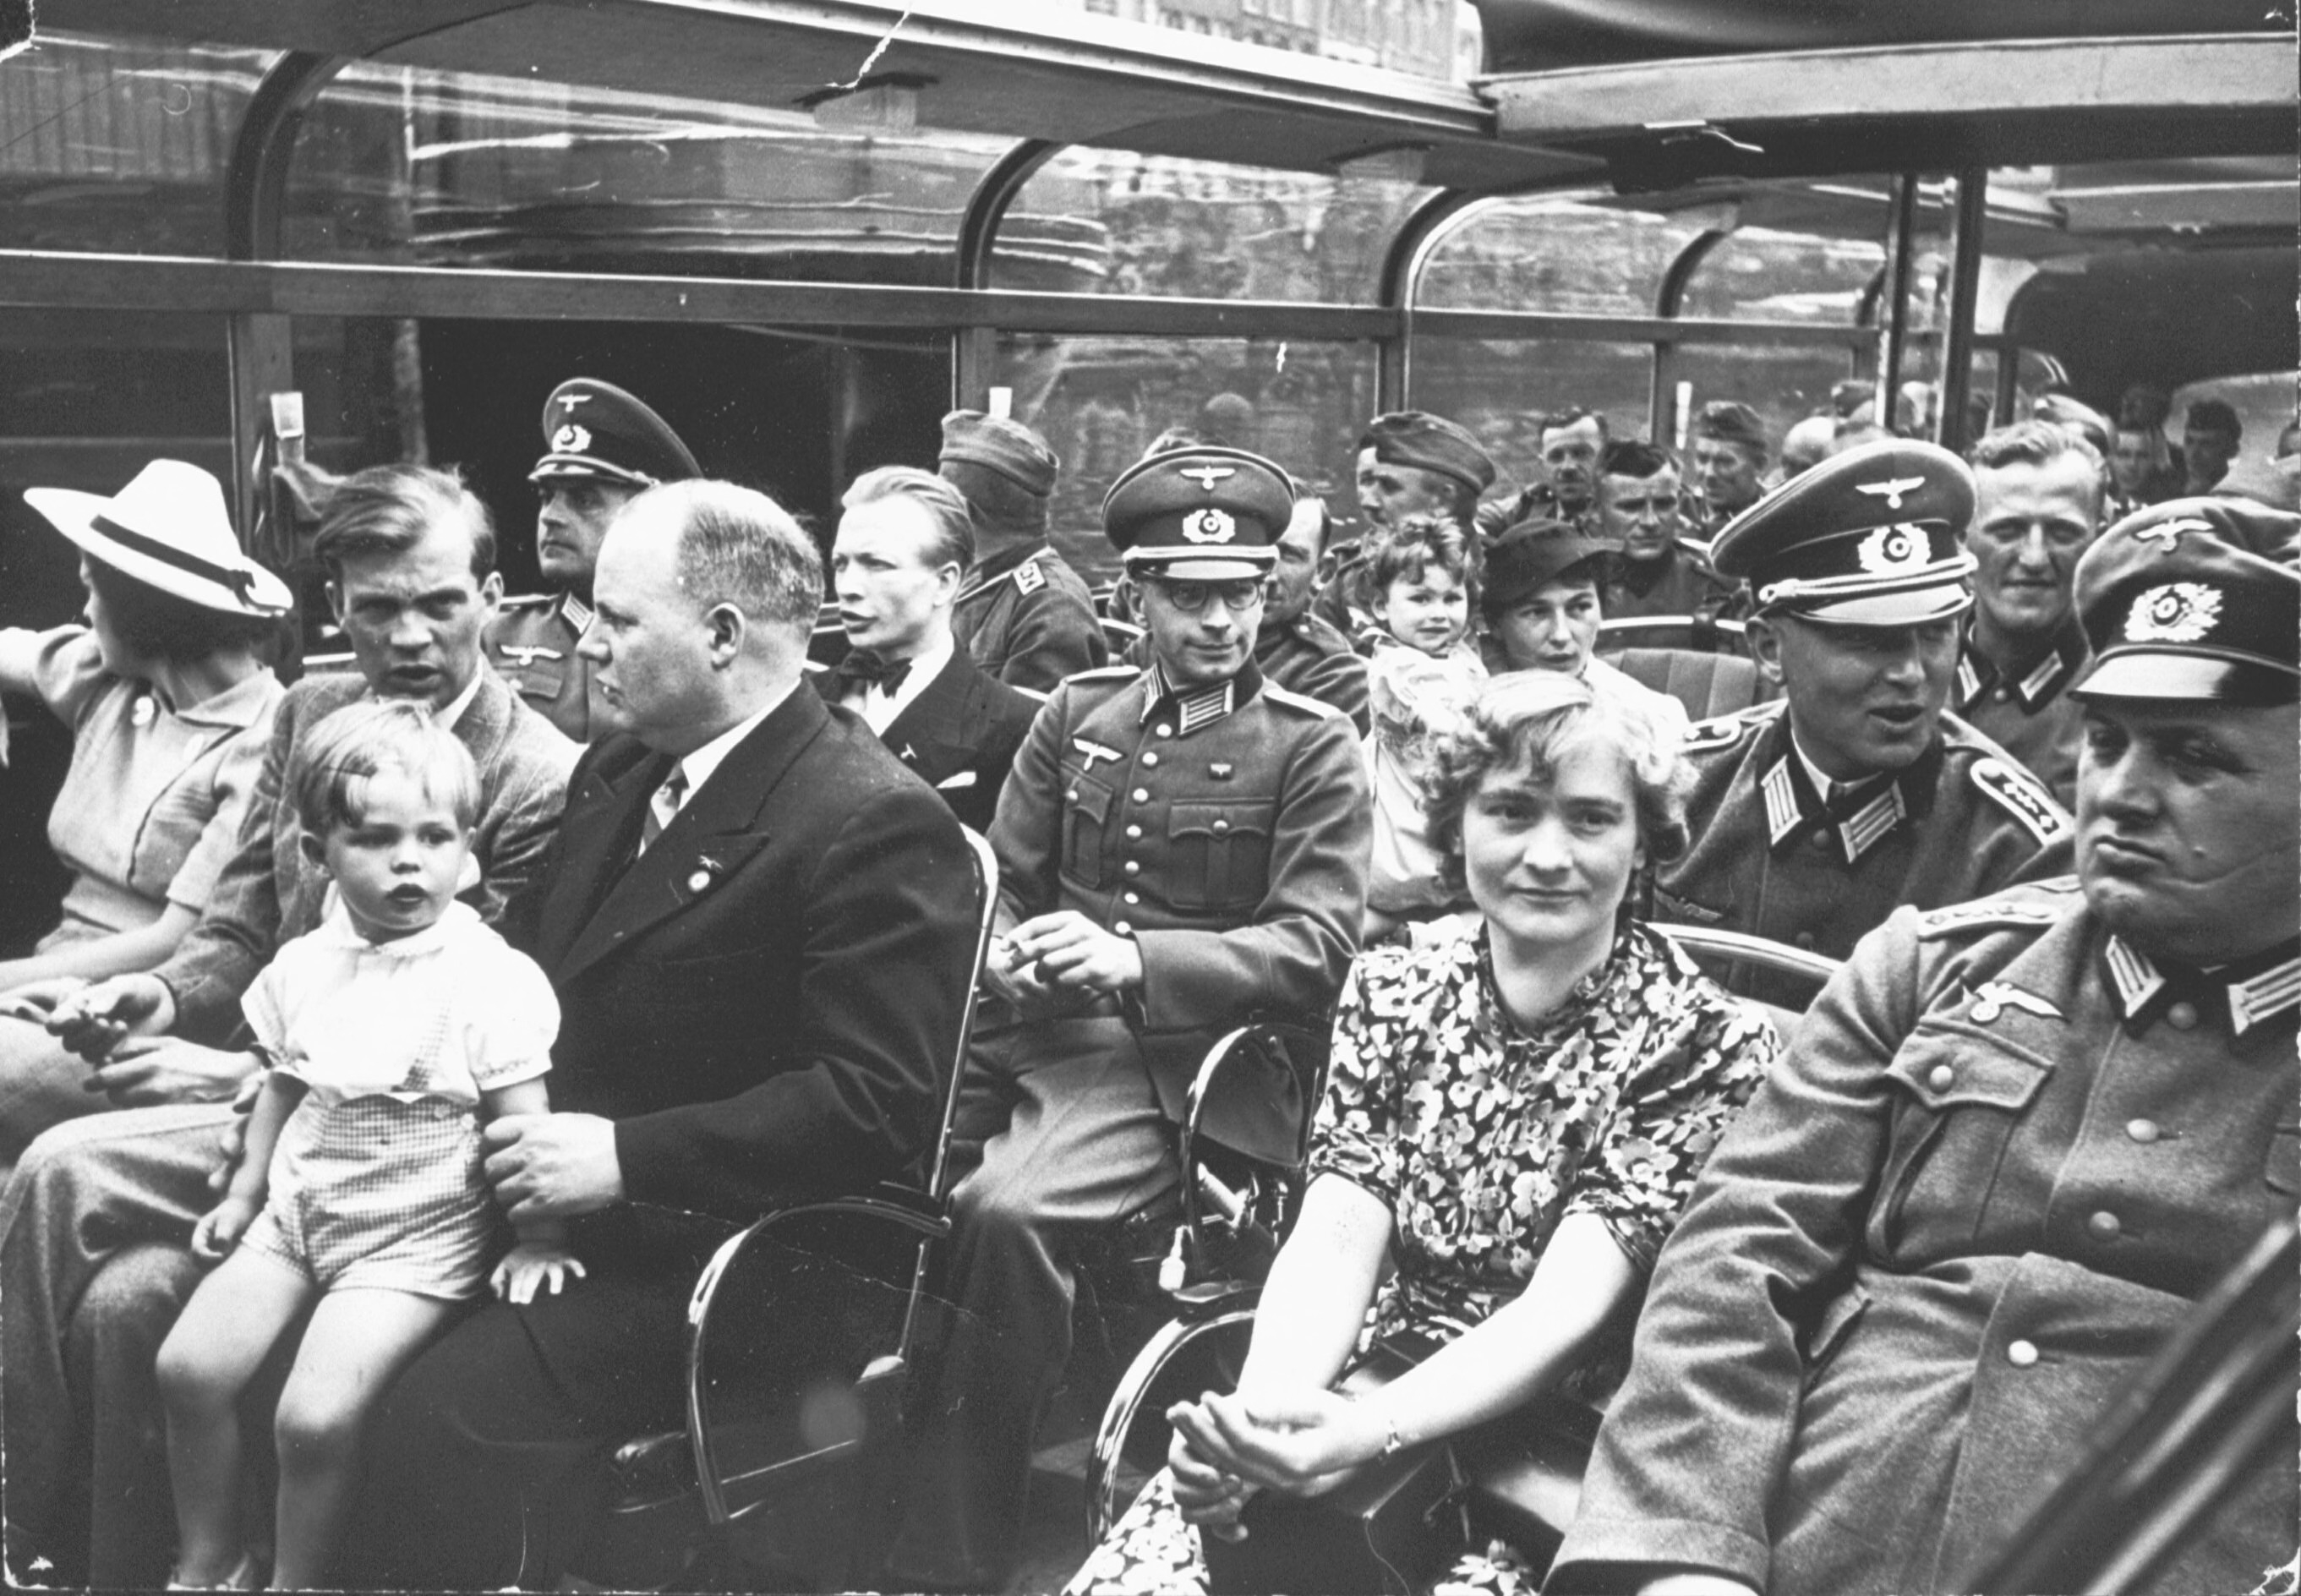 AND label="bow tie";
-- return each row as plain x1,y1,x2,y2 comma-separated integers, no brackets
830,648,913,697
